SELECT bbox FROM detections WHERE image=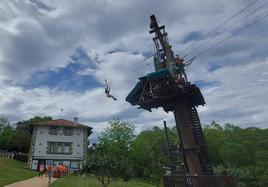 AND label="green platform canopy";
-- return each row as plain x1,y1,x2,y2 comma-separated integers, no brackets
126,80,143,104
147,68,170,80
126,68,172,104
